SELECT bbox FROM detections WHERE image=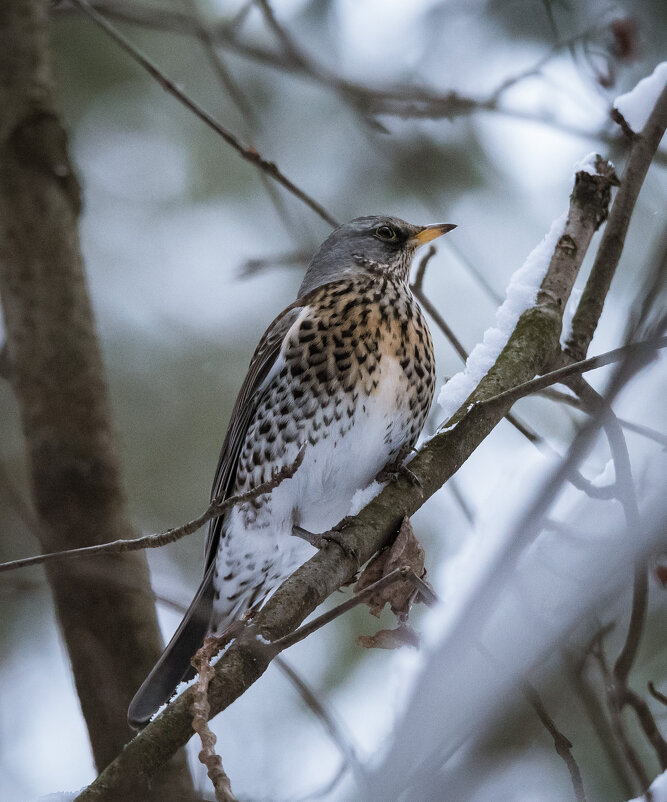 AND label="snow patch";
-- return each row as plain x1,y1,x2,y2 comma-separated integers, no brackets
592,459,616,488
437,212,568,421
614,61,667,133
560,286,582,347
572,151,601,175
348,481,383,516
